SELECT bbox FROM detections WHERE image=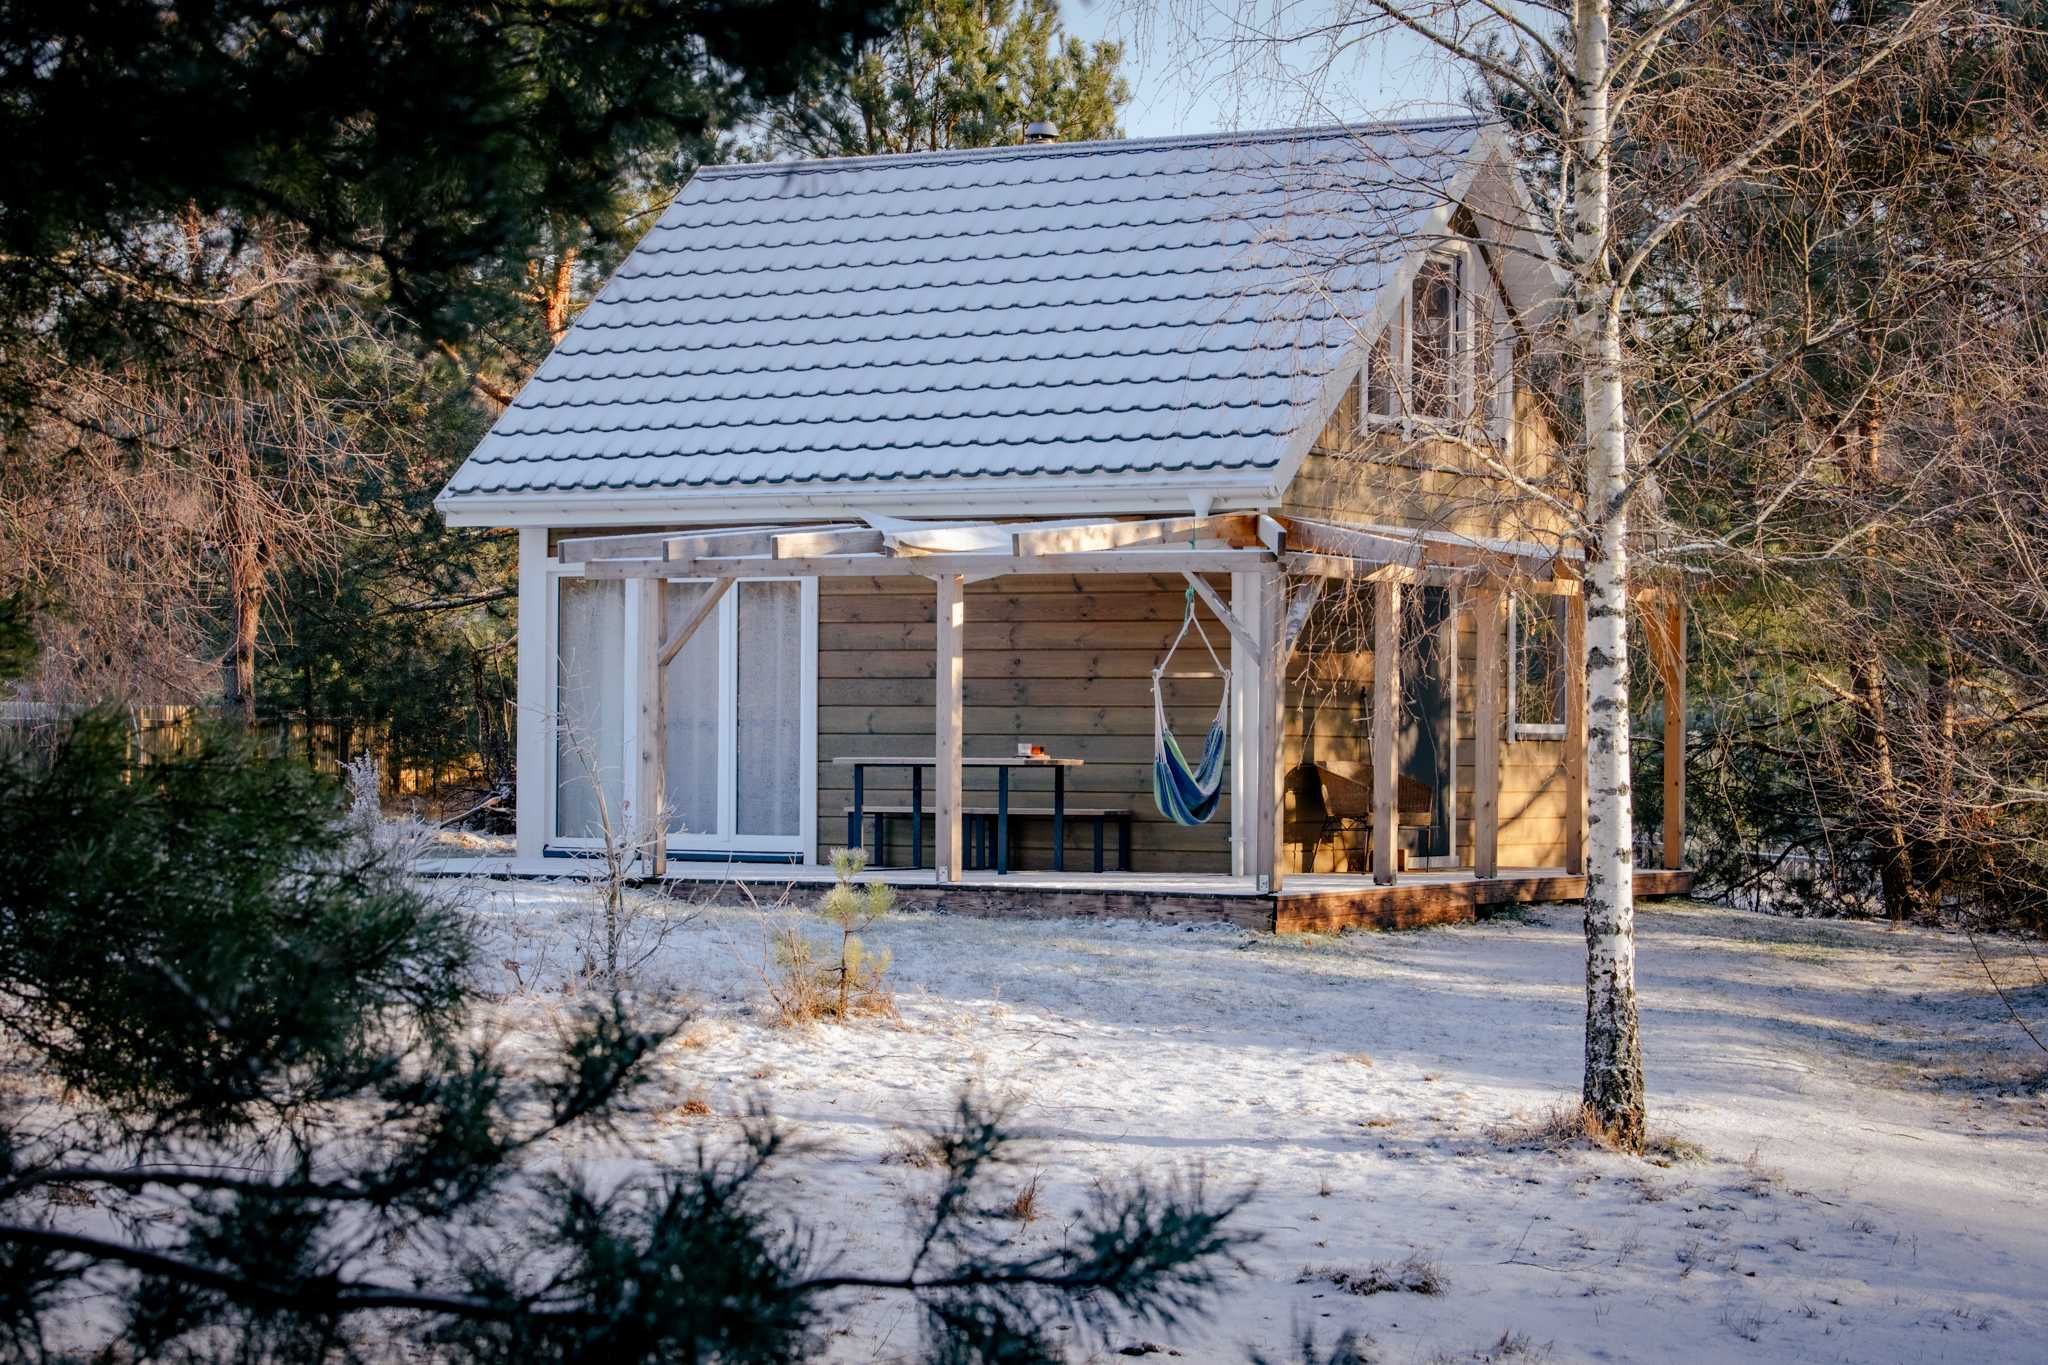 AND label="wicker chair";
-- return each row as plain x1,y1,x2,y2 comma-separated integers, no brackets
1288,761,1436,873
